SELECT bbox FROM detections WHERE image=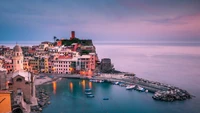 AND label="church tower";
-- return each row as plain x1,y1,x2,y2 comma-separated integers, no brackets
12,44,24,72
